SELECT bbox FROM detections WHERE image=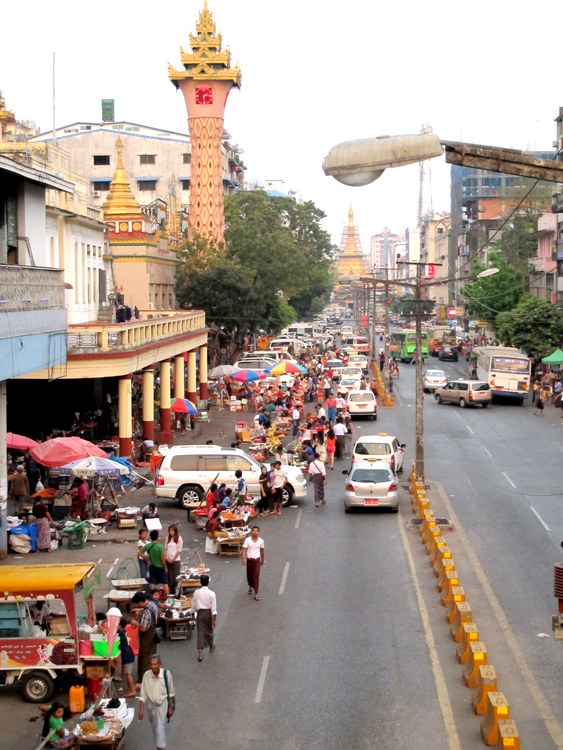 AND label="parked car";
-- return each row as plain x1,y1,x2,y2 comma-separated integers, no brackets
233,358,277,373
155,445,307,507
434,380,492,408
343,459,399,512
423,369,448,392
352,433,405,473
345,389,377,419
438,345,458,362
